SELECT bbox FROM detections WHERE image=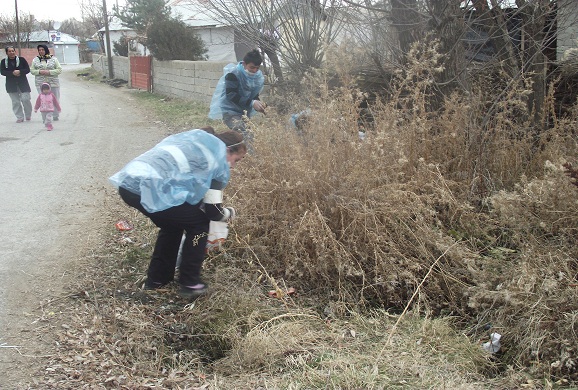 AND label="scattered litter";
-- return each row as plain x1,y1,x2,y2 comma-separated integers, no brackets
100,78,127,88
115,220,133,231
482,332,502,353
0,343,22,348
268,287,296,298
